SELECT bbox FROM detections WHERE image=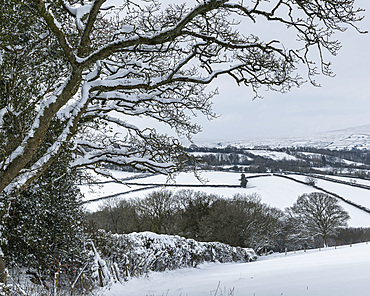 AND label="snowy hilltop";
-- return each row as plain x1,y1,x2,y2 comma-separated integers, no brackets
194,124,370,150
